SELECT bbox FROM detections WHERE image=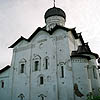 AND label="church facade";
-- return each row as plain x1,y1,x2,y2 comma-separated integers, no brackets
0,6,100,100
